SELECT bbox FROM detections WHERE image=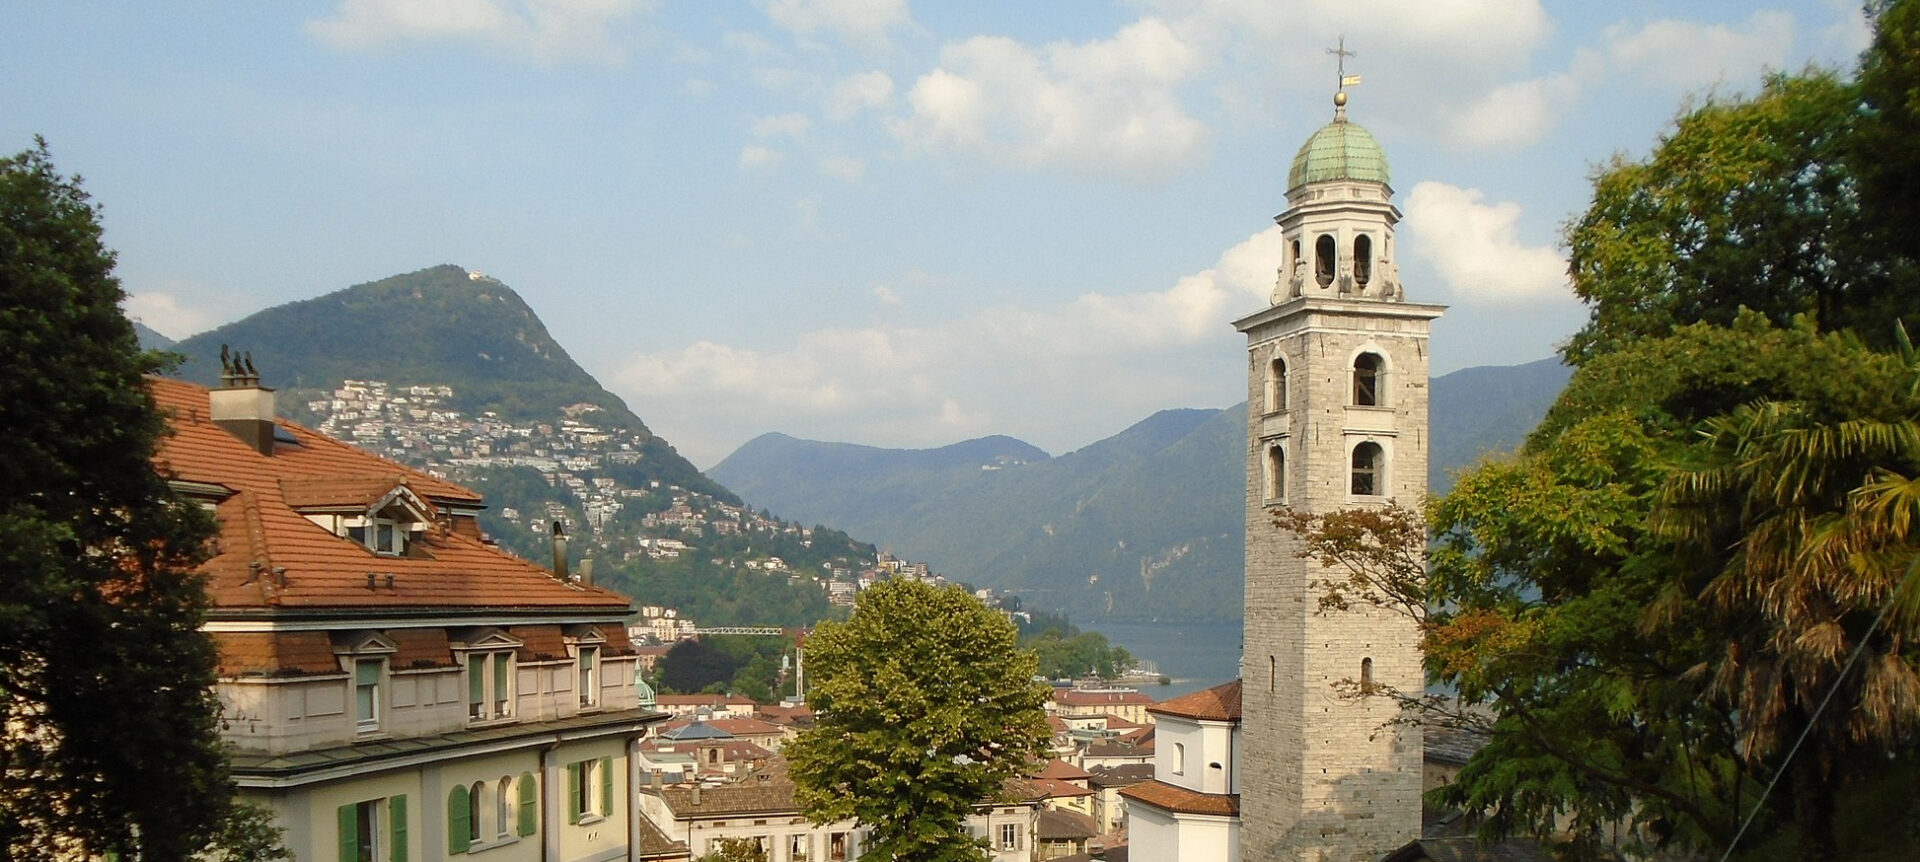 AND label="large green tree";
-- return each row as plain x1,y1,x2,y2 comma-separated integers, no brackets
0,140,277,860
1563,68,1916,364
785,579,1051,862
